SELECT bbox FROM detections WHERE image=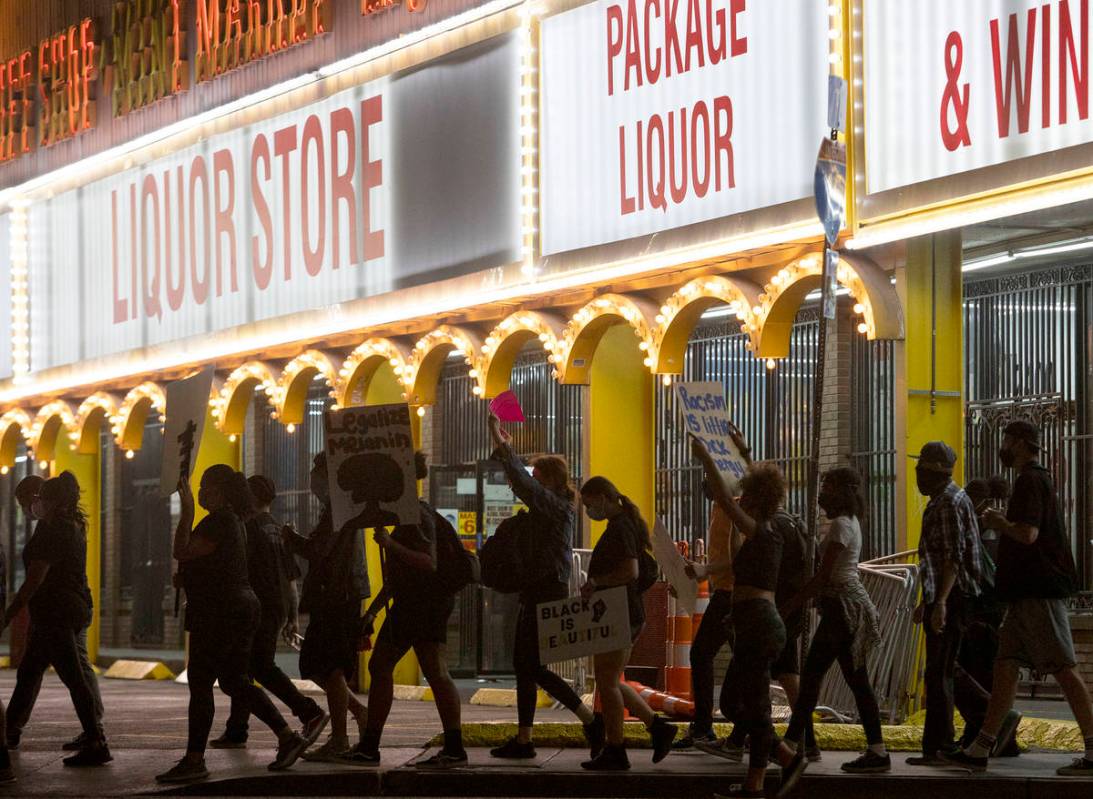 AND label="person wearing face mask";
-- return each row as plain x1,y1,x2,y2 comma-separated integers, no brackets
907,442,983,768
0,472,110,769
156,466,315,784
578,476,678,771
945,421,1093,776
485,413,604,761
